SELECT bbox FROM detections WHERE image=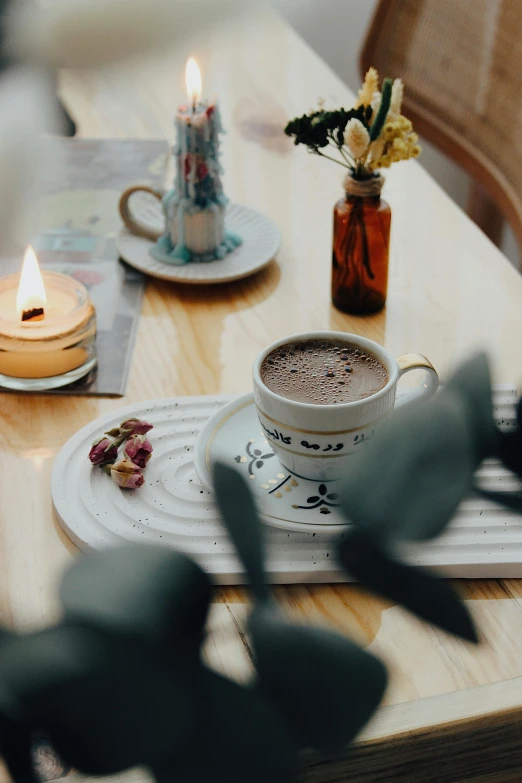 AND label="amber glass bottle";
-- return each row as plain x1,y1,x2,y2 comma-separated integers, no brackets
332,174,391,315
